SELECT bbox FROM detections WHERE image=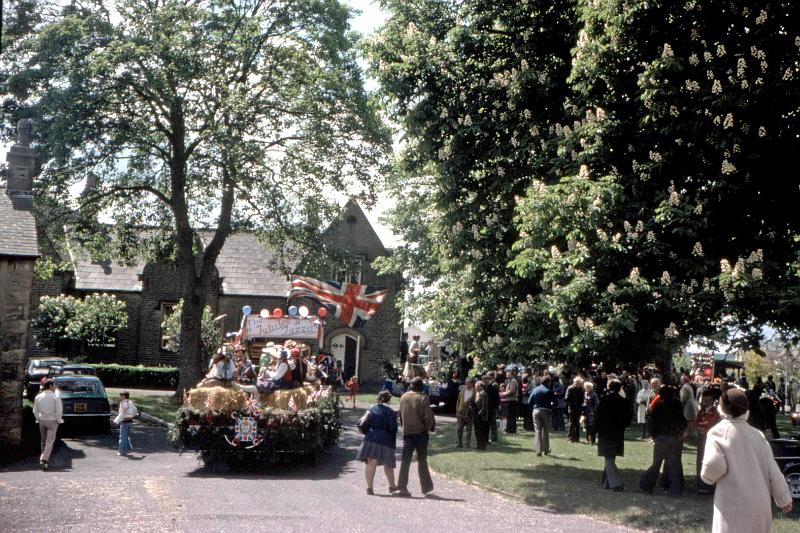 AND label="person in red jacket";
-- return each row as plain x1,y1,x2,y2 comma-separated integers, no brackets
345,376,360,409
